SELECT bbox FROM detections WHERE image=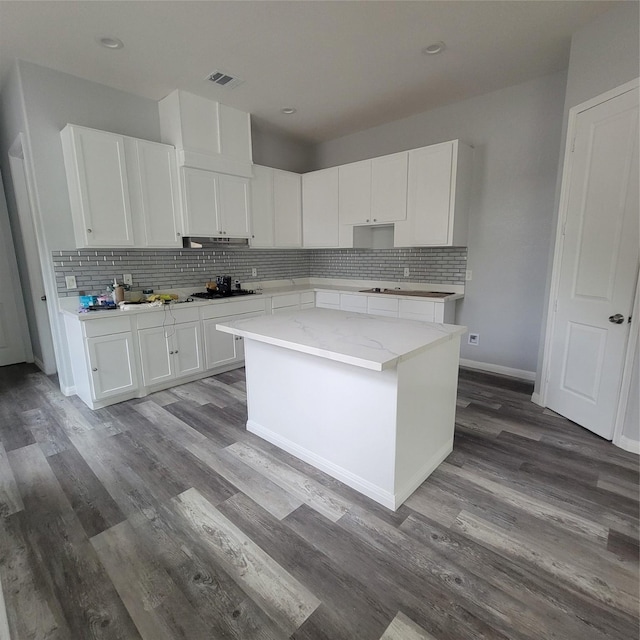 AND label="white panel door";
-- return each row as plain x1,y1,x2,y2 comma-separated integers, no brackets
181,167,219,236
73,127,134,246
135,140,182,247
173,321,203,378
138,326,173,386
273,169,302,247
371,151,408,222
218,174,251,237
547,87,639,439
87,333,137,399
